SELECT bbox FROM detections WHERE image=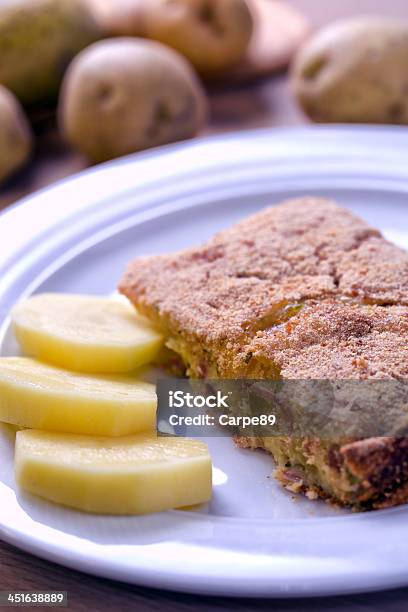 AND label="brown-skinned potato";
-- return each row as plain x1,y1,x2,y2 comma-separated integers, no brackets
143,0,253,76
0,0,101,106
88,0,145,37
0,86,32,184
59,38,208,163
292,16,408,124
